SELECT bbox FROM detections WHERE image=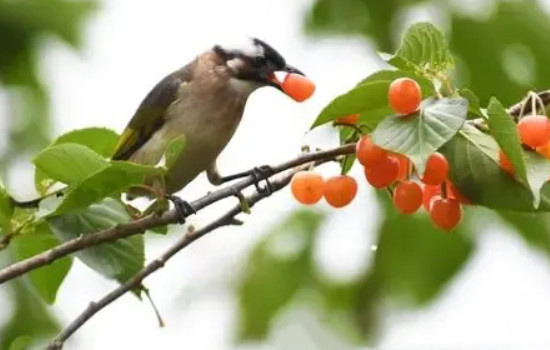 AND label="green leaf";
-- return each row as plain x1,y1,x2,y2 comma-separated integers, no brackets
459,88,483,118
372,97,468,173
312,81,391,128
49,198,145,285
13,223,73,304
33,143,109,185
33,128,117,194
356,69,435,94
51,161,164,216
524,150,550,208
237,210,325,340
384,22,454,77
0,181,14,233
486,98,528,183
164,135,186,169
0,280,61,350
312,69,437,129
440,124,550,211
50,127,119,157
